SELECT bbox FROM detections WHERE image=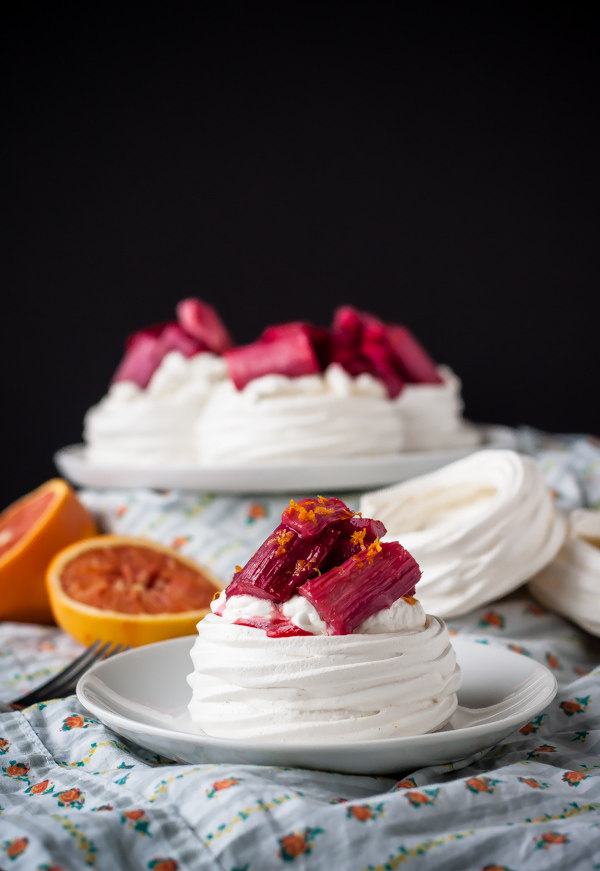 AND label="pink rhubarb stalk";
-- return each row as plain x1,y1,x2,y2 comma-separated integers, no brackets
298,540,421,635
